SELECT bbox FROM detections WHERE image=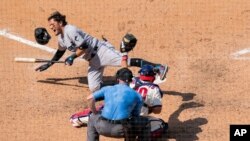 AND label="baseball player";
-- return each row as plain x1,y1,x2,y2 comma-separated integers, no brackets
130,64,163,116
35,11,168,93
